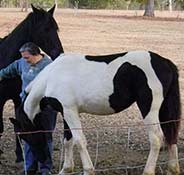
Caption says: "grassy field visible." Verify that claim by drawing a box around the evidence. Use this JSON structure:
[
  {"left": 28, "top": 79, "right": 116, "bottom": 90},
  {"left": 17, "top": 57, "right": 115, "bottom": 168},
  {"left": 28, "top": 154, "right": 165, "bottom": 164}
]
[{"left": 0, "top": 9, "right": 184, "bottom": 175}]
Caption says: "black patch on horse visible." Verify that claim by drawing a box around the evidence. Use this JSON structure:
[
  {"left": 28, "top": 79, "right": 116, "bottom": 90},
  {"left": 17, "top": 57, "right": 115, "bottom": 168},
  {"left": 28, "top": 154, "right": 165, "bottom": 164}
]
[
  {"left": 109, "top": 62, "right": 152, "bottom": 118},
  {"left": 149, "top": 51, "right": 175, "bottom": 97},
  {"left": 40, "top": 96, "right": 63, "bottom": 113},
  {"left": 85, "top": 52, "right": 128, "bottom": 64},
  {"left": 40, "top": 97, "right": 72, "bottom": 141}
]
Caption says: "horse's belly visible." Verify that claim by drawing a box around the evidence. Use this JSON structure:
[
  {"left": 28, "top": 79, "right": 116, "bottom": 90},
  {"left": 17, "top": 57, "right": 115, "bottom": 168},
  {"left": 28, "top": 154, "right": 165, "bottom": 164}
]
[
  {"left": 80, "top": 104, "right": 115, "bottom": 115},
  {"left": 78, "top": 94, "right": 115, "bottom": 115}
]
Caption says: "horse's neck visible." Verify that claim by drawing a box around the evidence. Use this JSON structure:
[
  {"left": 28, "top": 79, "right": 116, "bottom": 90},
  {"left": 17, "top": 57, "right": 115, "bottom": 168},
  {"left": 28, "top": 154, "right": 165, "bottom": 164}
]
[
  {"left": 0, "top": 21, "right": 29, "bottom": 69},
  {"left": 24, "top": 67, "right": 50, "bottom": 121}
]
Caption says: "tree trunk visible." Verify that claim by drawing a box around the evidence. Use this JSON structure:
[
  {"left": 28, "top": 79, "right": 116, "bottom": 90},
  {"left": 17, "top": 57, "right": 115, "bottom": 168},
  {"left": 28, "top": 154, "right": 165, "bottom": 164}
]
[
  {"left": 169, "top": 0, "right": 172, "bottom": 12},
  {"left": 0, "top": 0, "right": 2, "bottom": 7},
  {"left": 20, "top": 0, "right": 28, "bottom": 12},
  {"left": 144, "top": 0, "right": 155, "bottom": 17},
  {"left": 15, "top": 0, "right": 19, "bottom": 7},
  {"left": 55, "top": 0, "right": 58, "bottom": 9}
]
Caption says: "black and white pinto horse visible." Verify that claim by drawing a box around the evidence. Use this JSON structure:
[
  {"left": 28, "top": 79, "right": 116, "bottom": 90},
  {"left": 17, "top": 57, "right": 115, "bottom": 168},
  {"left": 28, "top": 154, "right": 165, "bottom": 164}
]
[
  {"left": 0, "top": 4, "right": 63, "bottom": 160},
  {"left": 12, "top": 51, "right": 181, "bottom": 175}
]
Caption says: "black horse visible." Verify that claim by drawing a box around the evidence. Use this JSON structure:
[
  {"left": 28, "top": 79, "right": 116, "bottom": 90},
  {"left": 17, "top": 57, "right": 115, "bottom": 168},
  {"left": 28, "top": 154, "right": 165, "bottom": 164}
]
[{"left": 0, "top": 4, "right": 64, "bottom": 161}]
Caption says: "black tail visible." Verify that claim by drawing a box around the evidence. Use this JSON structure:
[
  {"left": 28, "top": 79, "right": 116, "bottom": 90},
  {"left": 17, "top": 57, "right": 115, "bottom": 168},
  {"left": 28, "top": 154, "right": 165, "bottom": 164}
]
[{"left": 159, "top": 61, "right": 181, "bottom": 145}]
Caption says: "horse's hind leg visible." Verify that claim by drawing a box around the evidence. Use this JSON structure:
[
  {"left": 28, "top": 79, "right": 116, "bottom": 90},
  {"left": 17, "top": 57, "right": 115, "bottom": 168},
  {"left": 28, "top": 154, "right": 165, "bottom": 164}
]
[
  {"left": 62, "top": 109, "right": 94, "bottom": 175},
  {"left": 143, "top": 111, "right": 164, "bottom": 175},
  {"left": 159, "top": 74, "right": 180, "bottom": 175},
  {"left": 137, "top": 87, "right": 164, "bottom": 175},
  {"left": 167, "top": 144, "right": 180, "bottom": 175}
]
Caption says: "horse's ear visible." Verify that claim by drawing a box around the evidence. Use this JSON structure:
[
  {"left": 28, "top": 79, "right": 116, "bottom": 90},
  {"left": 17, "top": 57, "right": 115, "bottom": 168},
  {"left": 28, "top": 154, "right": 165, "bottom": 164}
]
[
  {"left": 31, "top": 4, "right": 40, "bottom": 13},
  {"left": 48, "top": 4, "right": 56, "bottom": 16}
]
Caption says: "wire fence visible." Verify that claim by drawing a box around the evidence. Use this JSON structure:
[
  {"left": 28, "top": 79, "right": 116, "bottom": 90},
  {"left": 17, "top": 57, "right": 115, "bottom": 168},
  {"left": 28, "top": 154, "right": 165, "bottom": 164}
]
[{"left": 0, "top": 117, "right": 183, "bottom": 175}]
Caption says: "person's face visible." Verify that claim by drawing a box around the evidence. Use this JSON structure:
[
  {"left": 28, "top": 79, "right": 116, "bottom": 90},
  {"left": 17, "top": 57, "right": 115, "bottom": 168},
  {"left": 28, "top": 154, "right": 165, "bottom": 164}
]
[{"left": 21, "top": 51, "right": 36, "bottom": 64}]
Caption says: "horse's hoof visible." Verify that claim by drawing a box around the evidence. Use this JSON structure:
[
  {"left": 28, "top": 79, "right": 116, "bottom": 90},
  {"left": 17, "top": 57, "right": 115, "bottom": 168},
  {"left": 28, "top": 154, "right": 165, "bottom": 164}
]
[
  {"left": 143, "top": 172, "right": 155, "bottom": 175},
  {"left": 58, "top": 167, "right": 74, "bottom": 175},
  {"left": 167, "top": 165, "right": 180, "bottom": 175},
  {"left": 83, "top": 169, "right": 95, "bottom": 175}
]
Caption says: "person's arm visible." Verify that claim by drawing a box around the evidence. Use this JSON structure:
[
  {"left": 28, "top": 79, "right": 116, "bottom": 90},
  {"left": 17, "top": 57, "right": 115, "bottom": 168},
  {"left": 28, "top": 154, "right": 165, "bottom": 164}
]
[{"left": 0, "top": 60, "right": 20, "bottom": 80}]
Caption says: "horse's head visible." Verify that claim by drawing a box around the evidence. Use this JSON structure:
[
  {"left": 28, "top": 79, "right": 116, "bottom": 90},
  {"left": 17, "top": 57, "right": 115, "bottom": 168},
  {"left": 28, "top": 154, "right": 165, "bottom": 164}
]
[
  {"left": 28, "top": 4, "right": 63, "bottom": 59},
  {"left": 0, "top": 5, "right": 63, "bottom": 68},
  {"left": 9, "top": 103, "right": 50, "bottom": 163}
]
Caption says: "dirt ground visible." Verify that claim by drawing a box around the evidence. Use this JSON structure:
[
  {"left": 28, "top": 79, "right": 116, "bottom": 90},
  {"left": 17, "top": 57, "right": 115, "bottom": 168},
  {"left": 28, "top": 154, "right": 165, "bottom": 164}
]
[{"left": 0, "top": 9, "right": 184, "bottom": 175}]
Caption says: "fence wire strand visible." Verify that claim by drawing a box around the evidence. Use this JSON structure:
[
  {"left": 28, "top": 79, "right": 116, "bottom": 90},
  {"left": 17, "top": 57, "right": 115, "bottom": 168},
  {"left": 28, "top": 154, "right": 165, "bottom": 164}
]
[{"left": 1, "top": 118, "right": 184, "bottom": 174}]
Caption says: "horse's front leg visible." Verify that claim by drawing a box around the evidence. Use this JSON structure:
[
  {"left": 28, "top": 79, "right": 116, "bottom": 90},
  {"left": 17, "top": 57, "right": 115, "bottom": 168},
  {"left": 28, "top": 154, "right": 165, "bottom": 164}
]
[
  {"left": 59, "top": 120, "right": 74, "bottom": 175},
  {"left": 14, "top": 97, "right": 23, "bottom": 163},
  {"left": 0, "top": 78, "right": 22, "bottom": 160},
  {"left": 0, "top": 97, "right": 6, "bottom": 154},
  {"left": 61, "top": 109, "right": 95, "bottom": 175},
  {"left": 0, "top": 102, "right": 4, "bottom": 137}
]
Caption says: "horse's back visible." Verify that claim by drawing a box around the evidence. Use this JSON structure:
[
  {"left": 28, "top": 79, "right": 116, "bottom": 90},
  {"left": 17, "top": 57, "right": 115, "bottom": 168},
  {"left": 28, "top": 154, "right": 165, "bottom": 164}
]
[
  {"left": 43, "top": 54, "right": 114, "bottom": 114},
  {"left": 43, "top": 52, "right": 150, "bottom": 113},
  {"left": 38, "top": 51, "right": 177, "bottom": 115}
]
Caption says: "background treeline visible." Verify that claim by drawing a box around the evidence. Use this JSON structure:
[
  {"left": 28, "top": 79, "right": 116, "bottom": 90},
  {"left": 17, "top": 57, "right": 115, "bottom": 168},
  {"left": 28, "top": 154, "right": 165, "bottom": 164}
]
[
  {"left": 67, "top": 0, "right": 184, "bottom": 10},
  {"left": 0, "top": 0, "right": 183, "bottom": 10}
]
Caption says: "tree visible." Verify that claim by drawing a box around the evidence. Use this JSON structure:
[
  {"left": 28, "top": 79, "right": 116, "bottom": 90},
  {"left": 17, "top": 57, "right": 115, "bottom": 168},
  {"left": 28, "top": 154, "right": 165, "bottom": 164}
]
[
  {"left": 144, "top": 0, "right": 155, "bottom": 16},
  {"left": 54, "top": 0, "right": 58, "bottom": 9},
  {"left": 0, "top": 0, "right": 3, "bottom": 7},
  {"left": 169, "top": 0, "right": 173, "bottom": 11},
  {"left": 20, "top": 0, "right": 28, "bottom": 12}
]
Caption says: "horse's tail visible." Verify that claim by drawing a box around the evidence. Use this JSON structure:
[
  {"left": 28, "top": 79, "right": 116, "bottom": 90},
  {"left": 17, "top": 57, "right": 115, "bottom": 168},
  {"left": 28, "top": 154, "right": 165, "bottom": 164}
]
[{"left": 159, "top": 61, "right": 181, "bottom": 146}]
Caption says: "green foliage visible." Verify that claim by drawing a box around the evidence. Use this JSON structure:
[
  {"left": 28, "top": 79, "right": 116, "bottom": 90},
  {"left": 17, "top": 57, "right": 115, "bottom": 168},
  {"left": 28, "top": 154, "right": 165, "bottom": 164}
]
[
  {"left": 30, "top": 0, "right": 53, "bottom": 7},
  {"left": 0, "top": 0, "right": 183, "bottom": 10},
  {"left": 177, "top": 0, "right": 184, "bottom": 9},
  {"left": 68, "top": 0, "right": 130, "bottom": 9}
]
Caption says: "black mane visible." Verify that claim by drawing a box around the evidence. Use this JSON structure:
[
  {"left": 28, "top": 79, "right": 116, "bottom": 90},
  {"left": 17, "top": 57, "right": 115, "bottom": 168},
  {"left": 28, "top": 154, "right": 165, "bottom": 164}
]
[{"left": 0, "top": 6, "right": 62, "bottom": 69}]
